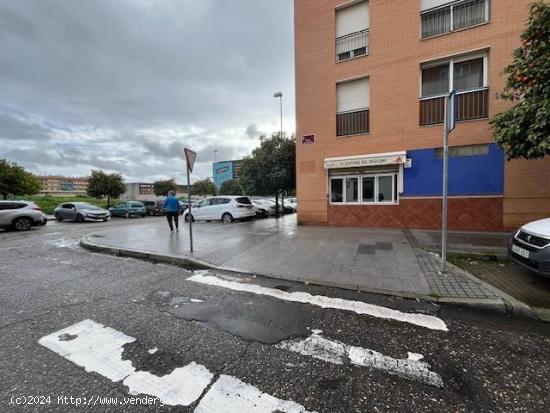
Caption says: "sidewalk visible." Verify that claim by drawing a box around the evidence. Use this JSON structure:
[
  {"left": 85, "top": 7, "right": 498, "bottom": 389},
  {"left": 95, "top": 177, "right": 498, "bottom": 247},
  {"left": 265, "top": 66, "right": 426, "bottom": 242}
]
[{"left": 80, "top": 215, "right": 535, "bottom": 318}]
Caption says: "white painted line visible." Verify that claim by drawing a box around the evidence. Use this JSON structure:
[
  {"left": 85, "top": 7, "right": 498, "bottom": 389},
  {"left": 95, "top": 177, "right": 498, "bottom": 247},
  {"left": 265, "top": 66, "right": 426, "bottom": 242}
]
[
  {"left": 195, "top": 374, "right": 317, "bottom": 413},
  {"left": 190, "top": 298, "right": 204, "bottom": 303},
  {"left": 276, "top": 333, "right": 443, "bottom": 388},
  {"left": 124, "top": 362, "right": 213, "bottom": 407},
  {"left": 39, "top": 320, "right": 316, "bottom": 410},
  {"left": 187, "top": 273, "right": 448, "bottom": 331},
  {"left": 39, "top": 320, "right": 212, "bottom": 406}
]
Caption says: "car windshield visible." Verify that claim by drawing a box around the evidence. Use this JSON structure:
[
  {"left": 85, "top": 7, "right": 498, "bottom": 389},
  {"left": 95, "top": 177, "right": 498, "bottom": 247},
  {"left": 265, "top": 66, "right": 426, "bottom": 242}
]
[{"left": 78, "top": 204, "right": 101, "bottom": 210}]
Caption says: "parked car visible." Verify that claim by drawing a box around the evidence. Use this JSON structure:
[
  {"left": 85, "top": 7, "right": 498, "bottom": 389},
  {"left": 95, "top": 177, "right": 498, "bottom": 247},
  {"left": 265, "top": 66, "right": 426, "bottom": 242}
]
[
  {"left": 184, "top": 196, "right": 255, "bottom": 223},
  {"left": 0, "top": 200, "right": 47, "bottom": 231},
  {"left": 269, "top": 198, "right": 295, "bottom": 214},
  {"left": 509, "top": 218, "right": 550, "bottom": 278},
  {"left": 178, "top": 200, "right": 190, "bottom": 215},
  {"left": 252, "top": 200, "right": 269, "bottom": 218},
  {"left": 285, "top": 197, "right": 297, "bottom": 212},
  {"left": 54, "top": 202, "right": 110, "bottom": 223},
  {"left": 109, "top": 201, "right": 147, "bottom": 218},
  {"left": 252, "top": 199, "right": 277, "bottom": 216},
  {"left": 143, "top": 200, "right": 164, "bottom": 216}
]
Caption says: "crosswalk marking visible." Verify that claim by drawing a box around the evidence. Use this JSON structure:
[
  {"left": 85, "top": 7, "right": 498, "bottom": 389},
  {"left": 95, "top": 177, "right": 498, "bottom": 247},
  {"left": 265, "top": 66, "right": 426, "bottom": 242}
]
[
  {"left": 277, "top": 332, "right": 443, "bottom": 388},
  {"left": 39, "top": 320, "right": 315, "bottom": 411},
  {"left": 187, "top": 272, "right": 448, "bottom": 331}
]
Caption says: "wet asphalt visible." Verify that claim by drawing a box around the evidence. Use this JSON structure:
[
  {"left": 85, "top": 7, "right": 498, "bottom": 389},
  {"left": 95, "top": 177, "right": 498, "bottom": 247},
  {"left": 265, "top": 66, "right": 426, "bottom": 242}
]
[{"left": 1, "top": 217, "right": 550, "bottom": 412}]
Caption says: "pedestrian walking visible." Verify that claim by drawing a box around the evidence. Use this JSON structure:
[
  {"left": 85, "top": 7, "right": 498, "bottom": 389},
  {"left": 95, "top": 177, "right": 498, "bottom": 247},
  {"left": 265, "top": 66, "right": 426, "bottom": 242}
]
[{"left": 163, "top": 190, "right": 180, "bottom": 232}]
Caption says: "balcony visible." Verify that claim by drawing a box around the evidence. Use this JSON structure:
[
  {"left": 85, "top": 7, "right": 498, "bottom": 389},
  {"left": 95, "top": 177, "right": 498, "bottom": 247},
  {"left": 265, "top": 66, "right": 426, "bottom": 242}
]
[
  {"left": 336, "top": 29, "right": 369, "bottom": 62},
  {"left": 337, "top": 108, "right": 369, "bottom": 136},
  {"left": 419, "top": 88, "right": 489, "bottom": 126}
]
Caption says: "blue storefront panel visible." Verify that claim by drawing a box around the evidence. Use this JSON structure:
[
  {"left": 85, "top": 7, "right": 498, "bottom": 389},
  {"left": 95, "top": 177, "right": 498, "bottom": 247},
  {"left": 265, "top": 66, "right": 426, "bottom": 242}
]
[{"left": 403, "top": 143, "right": 504, "bottom": 197}]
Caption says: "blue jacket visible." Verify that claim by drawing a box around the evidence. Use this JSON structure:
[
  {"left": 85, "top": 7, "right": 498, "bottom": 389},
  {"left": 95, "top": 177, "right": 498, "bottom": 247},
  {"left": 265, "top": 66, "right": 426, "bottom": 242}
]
[{"left": 163, "top": 195, "right": 180, "bottom": 212}]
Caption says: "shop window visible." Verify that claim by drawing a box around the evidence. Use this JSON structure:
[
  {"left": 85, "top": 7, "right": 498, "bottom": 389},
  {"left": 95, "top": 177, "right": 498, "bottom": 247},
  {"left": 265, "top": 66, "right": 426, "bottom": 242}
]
[
  {"left": 331, "top": 178, "right": 344, "bottom": 203},
  {"left": 346, "top": 177, "right": 359, "bottom": 203},
  {"left": 330, "top": 174, "right": 398, "bottom": 205}
]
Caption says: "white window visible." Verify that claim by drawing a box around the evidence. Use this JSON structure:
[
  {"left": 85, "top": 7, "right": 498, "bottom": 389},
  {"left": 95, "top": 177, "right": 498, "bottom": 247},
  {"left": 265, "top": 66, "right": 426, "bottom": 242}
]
[
  {"left": 336, "top": 1, "right": 369, "bottom": 61},
  {"left": 420, "top": 52, "right": 487, "bottom": 98},
  {"left": 421, "top": 0, "right": 489, "bottom": 39},
  {"left": 330, "top": 173, "right": 398, "bottom": 205}
]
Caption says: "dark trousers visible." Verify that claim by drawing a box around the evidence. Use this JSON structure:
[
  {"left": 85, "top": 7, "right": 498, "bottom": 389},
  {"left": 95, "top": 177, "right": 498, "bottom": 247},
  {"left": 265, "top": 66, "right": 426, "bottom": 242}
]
[{"left": 166, "top": 211, "right": 179, "bottom": 230}]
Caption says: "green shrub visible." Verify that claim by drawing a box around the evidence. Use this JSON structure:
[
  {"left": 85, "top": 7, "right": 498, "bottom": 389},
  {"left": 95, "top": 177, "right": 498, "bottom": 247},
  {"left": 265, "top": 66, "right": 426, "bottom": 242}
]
[{"left": 10, "top": 195, "right": 110, "bottom": 215}]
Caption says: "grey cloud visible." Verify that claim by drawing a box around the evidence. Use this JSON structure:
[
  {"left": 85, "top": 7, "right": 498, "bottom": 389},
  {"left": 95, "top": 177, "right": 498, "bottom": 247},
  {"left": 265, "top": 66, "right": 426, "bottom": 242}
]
[{"left": 0, "top": 0, "right": 294, "bottom": 181}]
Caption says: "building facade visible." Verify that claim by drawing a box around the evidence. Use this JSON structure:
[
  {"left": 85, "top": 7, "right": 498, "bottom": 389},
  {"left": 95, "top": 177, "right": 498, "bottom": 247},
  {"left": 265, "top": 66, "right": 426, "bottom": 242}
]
[
  {"left": 295, "top": 0, "right": 550, "bottom": 231},
  {"left": 38, "top": 175, "right": 89, "bottom": 196},
  {"left": 213, "top": 160, "right": 243, "bottom": 188}
]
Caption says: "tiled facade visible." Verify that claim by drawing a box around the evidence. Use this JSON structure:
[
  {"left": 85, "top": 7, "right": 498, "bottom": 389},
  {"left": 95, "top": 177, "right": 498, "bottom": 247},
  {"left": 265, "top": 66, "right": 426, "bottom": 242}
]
[{"left": 294, "top": 0, "right": 550, "bottom": 231}]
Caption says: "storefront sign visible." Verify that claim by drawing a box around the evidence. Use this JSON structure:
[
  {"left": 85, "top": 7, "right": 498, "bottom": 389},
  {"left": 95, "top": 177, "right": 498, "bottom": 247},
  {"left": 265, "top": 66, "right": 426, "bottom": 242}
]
[
  {"left": 324, "top": 152, "right": 406, "bottom": 169},
  {"left": 301, "top": 134, "right": 315, "bottom": 144}
]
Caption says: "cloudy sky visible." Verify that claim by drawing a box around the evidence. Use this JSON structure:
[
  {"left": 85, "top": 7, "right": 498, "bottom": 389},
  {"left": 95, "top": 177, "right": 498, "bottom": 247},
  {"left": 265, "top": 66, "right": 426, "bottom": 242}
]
[{"left": 0, "top": 0, "right": 295, "bottom": 183}]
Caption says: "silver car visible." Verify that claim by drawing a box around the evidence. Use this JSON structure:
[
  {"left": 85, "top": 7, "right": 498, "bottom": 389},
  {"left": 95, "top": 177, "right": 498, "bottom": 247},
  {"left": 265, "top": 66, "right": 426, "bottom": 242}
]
[
  {"left": 0, "top": 200, "right": 48, "bottom": 231},
  {"left": 54, "top": 202, "right": 110, "bottom": 223}
]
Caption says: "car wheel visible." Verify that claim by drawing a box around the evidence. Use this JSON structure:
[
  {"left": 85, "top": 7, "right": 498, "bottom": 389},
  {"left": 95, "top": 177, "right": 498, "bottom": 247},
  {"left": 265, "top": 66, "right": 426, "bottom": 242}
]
[
  {"left": 222, "top": 213, "right": 234, "bottom": 223},
  {"left": 13, "top": 217, "right": 33, "bottom": 231},
  {"left": 125, "top": 212, "right": 130, "bottom": 219},
  {"left": 76, "top": 214, "right": 84, "bottom": 223},
  {"left": 55, "top": 213, "right": 62, "bottom": 222},
  {"left": 184, "top": 214, "right": 194, "bottom": 222}
]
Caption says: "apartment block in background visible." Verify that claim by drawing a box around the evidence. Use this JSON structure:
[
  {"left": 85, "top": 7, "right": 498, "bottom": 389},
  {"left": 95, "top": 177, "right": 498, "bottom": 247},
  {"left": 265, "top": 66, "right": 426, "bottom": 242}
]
[
  {"left": 294, "top": 0, "right": 550, "bottom": 231},
  {"left": 38, "top": 175, "right": 89, "bottom": 196}
]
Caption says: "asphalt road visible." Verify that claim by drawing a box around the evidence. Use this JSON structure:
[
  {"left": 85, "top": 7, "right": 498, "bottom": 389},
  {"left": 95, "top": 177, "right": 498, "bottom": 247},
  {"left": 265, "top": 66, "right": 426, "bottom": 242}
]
[{"left": 1, "top": 218, "right": 550, "bottom": 412}]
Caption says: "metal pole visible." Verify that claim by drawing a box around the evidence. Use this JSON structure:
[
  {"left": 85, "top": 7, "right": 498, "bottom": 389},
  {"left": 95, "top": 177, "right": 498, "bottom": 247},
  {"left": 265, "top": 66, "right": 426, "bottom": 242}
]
[
  {"left": 441, "top": 96, "right": 449, "bottom": 273},
  {"left": 279, "top": 95, "right": 283, "bottom": 139},
  {"left": 187, "top": 165, "right": 194, "bottom": 252}
]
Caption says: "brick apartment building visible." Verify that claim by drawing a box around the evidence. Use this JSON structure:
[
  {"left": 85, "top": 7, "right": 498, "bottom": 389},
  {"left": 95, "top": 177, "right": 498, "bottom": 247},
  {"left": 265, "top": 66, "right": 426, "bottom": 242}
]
[
  {"left": 294, "top": 0, "right": 550, "bottom": 231},
  {"left": 38, "top": 175, "right": 89, "bottom": 196}
]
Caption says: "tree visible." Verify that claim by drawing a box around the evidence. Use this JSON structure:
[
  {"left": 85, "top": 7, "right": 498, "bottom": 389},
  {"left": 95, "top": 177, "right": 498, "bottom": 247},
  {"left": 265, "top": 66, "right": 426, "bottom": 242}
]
[
  {"left": 239, "top": 132, "right": 296, "bottom": 195},
  {"left": 491, "top": 1, "right": 550, "bottom": 159},
  {"left": 0, "top": 159, "right": 41, "bottom": 200},
  {"left": 153, "top": 179, "right": 178, "bottom": 196},
  {"left": 191, "top": 178, "right": 217, "bottom": 196},
  {"left": 86, "top": 170, "right": 126, "bottom": 207},
  {"left": 218, "top": 179, "right": 243, "bottom": 195}
]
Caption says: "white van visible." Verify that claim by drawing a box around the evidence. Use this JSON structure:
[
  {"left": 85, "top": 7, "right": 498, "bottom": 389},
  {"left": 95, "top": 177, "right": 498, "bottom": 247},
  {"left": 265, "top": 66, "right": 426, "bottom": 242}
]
[{"left": 184, "top": 196, "right": 256, "bottom": 223}]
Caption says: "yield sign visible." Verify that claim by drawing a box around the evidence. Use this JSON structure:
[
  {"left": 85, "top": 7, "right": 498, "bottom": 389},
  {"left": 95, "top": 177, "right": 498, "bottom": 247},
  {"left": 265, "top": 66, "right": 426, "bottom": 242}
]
[{"left": 184, "top": 148, "right": 197, "bottom": 172}]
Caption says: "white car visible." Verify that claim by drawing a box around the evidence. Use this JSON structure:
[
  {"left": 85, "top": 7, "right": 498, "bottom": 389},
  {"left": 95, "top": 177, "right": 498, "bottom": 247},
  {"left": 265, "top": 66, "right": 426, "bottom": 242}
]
[
  {"left": 0, "top": 200, "right": 48, "bottom": 231},
  {"left": 184, "top": 196, "right": 256, "bottom": 223},
  {"left": 285, "top": 197, "right": 297, "bottom": 212},
  {"left": 509, "top": 217, "right": 550, "bottom": 278}
]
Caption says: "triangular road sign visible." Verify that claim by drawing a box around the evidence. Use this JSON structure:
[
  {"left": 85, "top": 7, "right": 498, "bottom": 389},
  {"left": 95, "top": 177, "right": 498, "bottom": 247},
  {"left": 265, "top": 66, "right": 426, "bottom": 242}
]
[{"left": 184, "top": 148, "right": 197, "bottom": 172}]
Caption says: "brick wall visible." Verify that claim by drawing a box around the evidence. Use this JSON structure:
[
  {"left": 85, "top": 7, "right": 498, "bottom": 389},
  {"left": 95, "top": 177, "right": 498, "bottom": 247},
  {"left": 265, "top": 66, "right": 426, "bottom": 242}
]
[
  {"left": 327, "top": 197, "right": 504, "bottom": 231},
  {"left": 295, "top": 0, "right": 549, "bottom": 230}
]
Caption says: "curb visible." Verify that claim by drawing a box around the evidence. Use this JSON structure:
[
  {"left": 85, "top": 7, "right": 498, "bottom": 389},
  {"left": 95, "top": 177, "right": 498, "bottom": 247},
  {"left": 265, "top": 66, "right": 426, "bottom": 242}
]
[{"left": 80, "top": 234, "right": 541, "bottom": 321}]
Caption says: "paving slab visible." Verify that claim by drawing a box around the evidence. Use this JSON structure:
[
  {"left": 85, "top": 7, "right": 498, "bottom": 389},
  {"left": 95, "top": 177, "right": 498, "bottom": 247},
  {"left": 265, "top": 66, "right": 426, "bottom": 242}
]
[{"left": 78, "top": 215, "right": 525, "bottom": 315}]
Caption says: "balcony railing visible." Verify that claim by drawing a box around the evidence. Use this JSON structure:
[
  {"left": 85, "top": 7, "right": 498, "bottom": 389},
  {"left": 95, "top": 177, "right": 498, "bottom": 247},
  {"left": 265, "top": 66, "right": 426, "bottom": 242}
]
[
  {"left": 419, "top": 88, "right": 489, "bottom": 126},
  {"left": 336, "top": 29, "right": 369, "bottom": 62},
  {"left": 337, "top": 108, "right": 369, "bottom": 136}
]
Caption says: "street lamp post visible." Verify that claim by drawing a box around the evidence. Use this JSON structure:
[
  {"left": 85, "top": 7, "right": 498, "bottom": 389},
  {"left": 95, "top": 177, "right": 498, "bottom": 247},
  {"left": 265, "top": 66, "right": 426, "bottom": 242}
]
[{"left": 273, "top": 91, "right": 283, "bottom": 217}]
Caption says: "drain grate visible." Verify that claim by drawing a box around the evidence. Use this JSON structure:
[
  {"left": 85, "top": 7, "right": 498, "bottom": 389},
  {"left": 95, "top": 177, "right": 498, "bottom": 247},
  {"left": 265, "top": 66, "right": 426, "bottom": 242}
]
[
  {"left": 376, "top": 242, "right": 394, "bottom": 251},
  {"left": 357, "top": 244, "right": 375, "bottom": 255}
]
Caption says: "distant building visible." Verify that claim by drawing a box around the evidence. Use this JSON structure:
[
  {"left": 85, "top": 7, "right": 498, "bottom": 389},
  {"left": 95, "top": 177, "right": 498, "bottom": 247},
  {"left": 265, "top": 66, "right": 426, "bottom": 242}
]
[
  {"left": 38, "top": 175, "right": 89, "bottom": 196},
  {"left": 213, "top": 160, "right": 243, "bottom": 188},
  {"left": 121, "top": 183, "right": 186, "bottom": 201}
]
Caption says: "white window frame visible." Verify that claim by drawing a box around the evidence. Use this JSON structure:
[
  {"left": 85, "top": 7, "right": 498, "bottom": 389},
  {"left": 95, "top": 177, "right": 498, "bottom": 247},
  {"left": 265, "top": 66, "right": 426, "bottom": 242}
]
[
  {"left": 419, "top": 51, "right": 488, "bottom": 99},
  {"left": 330, "top": 173, "right": 399, "bottom": 205},
  {"left": 420, "top": 0, "right": 490, "bottom": 39}
]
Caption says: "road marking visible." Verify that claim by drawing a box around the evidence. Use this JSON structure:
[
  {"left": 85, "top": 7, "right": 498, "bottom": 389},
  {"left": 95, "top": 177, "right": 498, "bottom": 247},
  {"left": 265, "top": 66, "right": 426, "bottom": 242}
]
[
  {"left": 195, "top": 374, "right": 316, "bottom": 413},
  {"left": 46, "top": 238, "right": 80, "bottom": 249},
  {"left": 39, "top": 320, "right": 315, "bottom": 410},
  {"left": 276, "top": 332, "right": 443, "bottom": 388},
  {"left": 187, "top": 272, "right": 448, "bottom": 331},
  {"left": 39, "top": 320, "right": 213, "bottom": 406}
]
